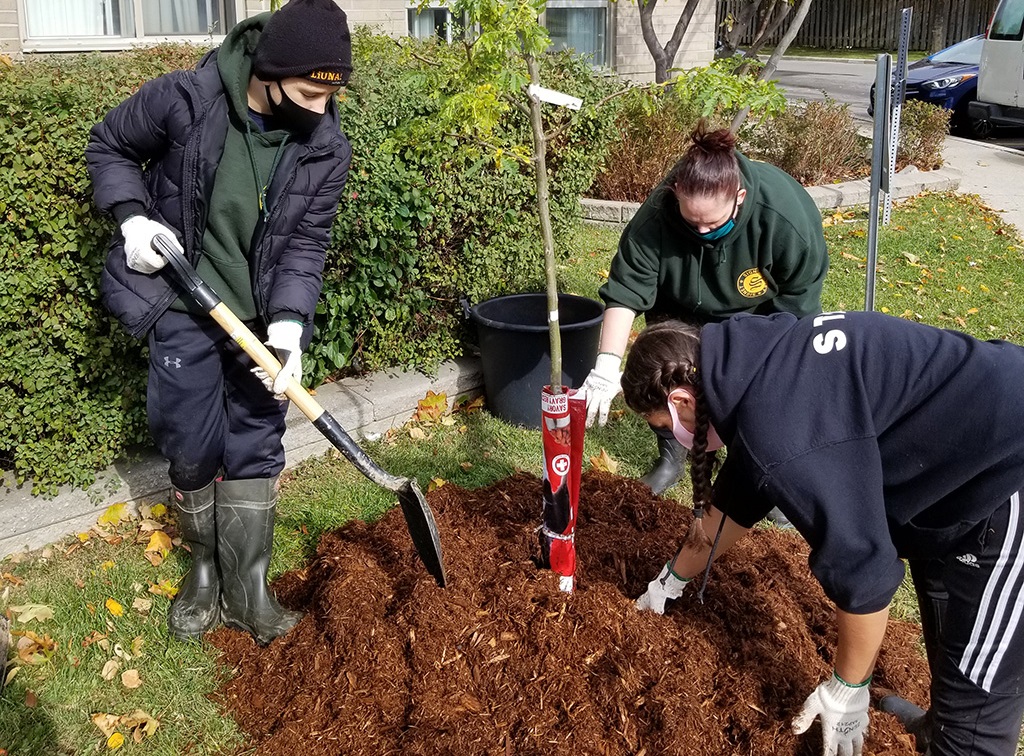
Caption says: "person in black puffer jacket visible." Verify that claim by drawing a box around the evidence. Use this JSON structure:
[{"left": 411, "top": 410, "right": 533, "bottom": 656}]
[{"left": 86, "top": 0, "right": 353, "bottom": 646}]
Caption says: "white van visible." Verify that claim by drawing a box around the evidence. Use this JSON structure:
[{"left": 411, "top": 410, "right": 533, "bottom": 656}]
[{"left": 970, "top": 0, "right": 1024, "bottom": 126}]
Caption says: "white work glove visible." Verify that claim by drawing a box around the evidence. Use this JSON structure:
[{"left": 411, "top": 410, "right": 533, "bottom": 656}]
[
  {"left": 635, "top": 561, "right": 692, "bottom": 615},
  {"left": 583, "top": 352, "right": 623, "bottom": 428},
  {"left": 792, "top": 672, "right": 871, "bottom": 756},
  {"left": 254, "top": 320, "right": 304, "bottom": 397},
  {"left": 120, "top": 216, "right": 181, "bottom": 274}
]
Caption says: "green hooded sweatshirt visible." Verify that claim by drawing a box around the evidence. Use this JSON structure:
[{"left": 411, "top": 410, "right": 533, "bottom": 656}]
[
  {"left": 171, "top": 13, "right": 289, "bottom": 321},
  {"left": 599, "top": 153, "right": 828, "bottom": 324}
]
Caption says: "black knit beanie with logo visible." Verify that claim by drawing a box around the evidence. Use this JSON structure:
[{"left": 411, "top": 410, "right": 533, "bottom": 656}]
[{"left": 253, "top": 0, "right": 352, "bottom": 87}]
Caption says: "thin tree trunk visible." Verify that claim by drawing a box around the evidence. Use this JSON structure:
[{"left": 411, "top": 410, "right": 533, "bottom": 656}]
[
  {"left": 524, "top": 54, "right": 562, "bottom": 393},
  {"left": 928, "top": 1, "right": 948, "bottom": 53},
  {"left": 731, "top": 0, "right": 814, "bottom": 133},
  {"left": 721, "top": 0, "right": 760, "bottom": 57}
]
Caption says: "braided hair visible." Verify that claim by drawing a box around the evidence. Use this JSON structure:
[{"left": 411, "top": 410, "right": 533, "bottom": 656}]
[{"left": 622, "top": 320, "right": 718, "bottom": 546}]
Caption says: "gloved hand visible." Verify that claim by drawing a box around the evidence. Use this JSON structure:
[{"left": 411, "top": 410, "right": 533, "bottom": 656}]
[
  {"left": 792, "top": 671, "right": 871, "bottom": 756},
  {"left": 583, "top": 352, "right": 623, "bottom": 428},
  {"left": 121, "top": 216, "right": 182, "bottom": 274},
  {"left": 260, "top": 320, "right": 304, "bottom": 396},
  {"left": 635, "top": 561, "right": 691, "bottom": 614}
]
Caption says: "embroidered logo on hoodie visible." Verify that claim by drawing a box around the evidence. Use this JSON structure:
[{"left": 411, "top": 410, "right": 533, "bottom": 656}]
[{"left": 737, "top": 268, "right": 768, "bottom": 298}]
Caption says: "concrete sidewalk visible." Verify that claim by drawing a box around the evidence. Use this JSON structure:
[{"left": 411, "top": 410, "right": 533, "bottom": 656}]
[
  {"left": 0, "top": 358, "right": 483, "bottom": 558},
  {"left": 941, "top": 135, "right": 1024, "bottom": 235}
]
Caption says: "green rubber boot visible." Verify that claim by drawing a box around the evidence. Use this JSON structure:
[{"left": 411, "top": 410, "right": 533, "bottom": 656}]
[
  {"left": 639, "top": 433, "right": 686, "bottom": 495},
  {"left": 167, "top": 481, "right": 220, "bottom": 640},
  {"left": 215, "top": 478, "right": 302, "bottom": 645}
]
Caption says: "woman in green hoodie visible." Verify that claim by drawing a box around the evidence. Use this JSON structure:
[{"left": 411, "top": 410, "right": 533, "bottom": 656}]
[{"left": 583, "top": 122, "right": 829, "bottom": 498}]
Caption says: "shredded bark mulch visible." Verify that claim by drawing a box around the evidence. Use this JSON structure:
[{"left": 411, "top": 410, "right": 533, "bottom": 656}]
[{"left": 210, "top": 471, "right": 930, "bottom": 755}]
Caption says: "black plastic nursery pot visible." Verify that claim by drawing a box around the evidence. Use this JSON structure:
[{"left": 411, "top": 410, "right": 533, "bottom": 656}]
[{"left": 469, "top": 293, "right": 604, "bottom": 429}]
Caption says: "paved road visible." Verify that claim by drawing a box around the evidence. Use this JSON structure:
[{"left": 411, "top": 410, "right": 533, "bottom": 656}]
[{"left": 771, "top": 56, "right": 1024, "bottom": 149}]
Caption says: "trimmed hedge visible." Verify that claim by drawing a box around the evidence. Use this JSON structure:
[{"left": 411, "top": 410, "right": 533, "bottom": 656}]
[{"left": 0, "top": 32, "right": 619, "bottom": 491}]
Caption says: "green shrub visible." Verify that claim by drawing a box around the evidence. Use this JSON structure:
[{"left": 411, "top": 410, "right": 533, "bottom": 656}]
[
  {"left": 741, "top": 98, "right": 870, "bottom": 186},
  {"left": 896, "top": 99, "right": 949, "bottom": 172},
  {"left": 0, "top": 45, "right": 208, "bottom": 493},
  {"left": 588, "top": 59, "right": 786, "bottom": 202},
  {"left": 0, "top": 33, "right": 619, "bottom": 491}
]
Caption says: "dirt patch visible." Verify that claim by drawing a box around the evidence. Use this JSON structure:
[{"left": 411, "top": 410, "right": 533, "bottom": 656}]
[{"left": 210, "top": 471, "right": 930, "bottom": 755}]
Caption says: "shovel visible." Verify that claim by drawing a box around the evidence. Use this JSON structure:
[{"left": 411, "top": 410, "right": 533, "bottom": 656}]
[{"left": 151, "top": 234, "right": 446, "bottom": 587}]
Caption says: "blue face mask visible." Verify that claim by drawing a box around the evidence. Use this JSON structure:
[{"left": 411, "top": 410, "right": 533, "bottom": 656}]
[
  {"left": 687, "top": 191, "right": 740, "bottom": 241},
  {"left": 699, "top": 218, "right": 735, "bottom": 241}
]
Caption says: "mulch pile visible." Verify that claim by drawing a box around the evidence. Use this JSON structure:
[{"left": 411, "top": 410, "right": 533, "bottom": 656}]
[{"left": 210, "top": 471, "right": 931, "bottom": 755}]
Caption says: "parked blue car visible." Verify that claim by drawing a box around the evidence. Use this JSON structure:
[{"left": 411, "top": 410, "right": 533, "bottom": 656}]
[{"left": 869, "top": 35, "right": 992, "bottom": 139}]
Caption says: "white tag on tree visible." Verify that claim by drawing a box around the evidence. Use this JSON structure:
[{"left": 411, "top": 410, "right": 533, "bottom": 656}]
[{"left": 527, "top": 84, "right": 583, "bottom": 110}]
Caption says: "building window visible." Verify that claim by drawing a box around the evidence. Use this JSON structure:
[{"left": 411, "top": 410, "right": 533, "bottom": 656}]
[
  {"left": 24, "top": 0, "right": 230, "bottom": 42},
  {"left": 546, "top": 0, "right": 608, "bottom": 67},
  {"left": 408, "top": 4, "right": 456, "bottom": 42}
]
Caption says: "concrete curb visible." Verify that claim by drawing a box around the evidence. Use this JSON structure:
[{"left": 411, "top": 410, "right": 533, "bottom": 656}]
[
  {"left": 580, "top": 164, "right": 963, "bottom": 225},
  {"left": 0, "top": 357, "right": 484, "bottom": 559}
]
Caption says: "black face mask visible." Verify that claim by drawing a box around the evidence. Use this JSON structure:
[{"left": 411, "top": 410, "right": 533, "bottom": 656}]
[{"left": 265, "top": 83, "right": 323, "bottom": 136}]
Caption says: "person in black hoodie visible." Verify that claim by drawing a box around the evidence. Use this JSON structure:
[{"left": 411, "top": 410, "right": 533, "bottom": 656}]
[
  {"left": 622, "top": 313, "right": 1024, "bottom": 756},
  {"left": 86, "top": 0, "right": 352, "bottom": 645}
]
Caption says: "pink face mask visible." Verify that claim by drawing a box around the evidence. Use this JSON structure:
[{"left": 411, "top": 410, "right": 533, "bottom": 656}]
[{"left": 667, "top": 397, "right": 724, "bottom": 452}]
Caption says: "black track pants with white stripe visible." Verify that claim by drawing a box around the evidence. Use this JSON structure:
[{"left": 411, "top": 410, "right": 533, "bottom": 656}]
[{"left": 912, "top": 491, "right": 1024, "bottom": 756}]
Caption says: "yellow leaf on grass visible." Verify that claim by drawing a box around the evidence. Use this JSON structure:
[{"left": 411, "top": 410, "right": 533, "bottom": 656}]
[
  {"left": 9, "top": 604, "right": 54, "bottom": 624},
  {"left": 121, "top": 669, "right": 142, "bottom": 689},
  {"left": 408, "top": 426, "right": 427, "bottom": 440},
  {"left": 413, "top": 390, "right": 448, "bottom": 423},
  {"left": 980, "top": 284, "right": 990, "bottom": 293},
  {"left": 107, "top": 732, "right": 125, "bottom": 750},
  {"left": 967, "top": 307, "right": 979, "bottom": 315},
  {"left": 100, "top": 561, "right": 116, "bottom": 570},
  {"left": 148, "top": 580, "right": 178, "bottom": 599},
  {"left": 105, "top": 599, "right": 124, "bottom": 617},
  {"left": 590, "top": 448, "right": 619, "bottom": 474},
  {"left": 97, "top": 504, "right": 129, "bottom": 527},
  {"left": 428, "top": 477, "right": 447, "bottom": 492},
  {"left": 144, "top": 531, "right": 172, "bottom": 565}
]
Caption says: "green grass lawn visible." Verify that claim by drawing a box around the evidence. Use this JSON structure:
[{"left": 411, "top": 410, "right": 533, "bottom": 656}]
[{"left": 2, "top": 191, "right": 1022, "bottom": 754}]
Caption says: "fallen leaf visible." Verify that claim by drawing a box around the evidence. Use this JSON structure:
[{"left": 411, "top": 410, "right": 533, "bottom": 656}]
[
  {"left": 132, "top": 598, "right": 152, "bottom": 616},
  {"left": 5, "top": 666, "right": 19, "bottom": 686},
  {"left": 1, "top": 572, "right": 24, "bottom": 586},
  {"left": 460, "top": 461, "right": 473, "bottom": 471},
  {"left": 408, "top": 426, "right": 427, "bottom": 440},
  {"left": 106, "top": 732, "right": 124, "bottom": 750},
  {"left": 14, "top": 631, "right": 57, "bottom": 664},
  {"left": 143, "top": 531, "right": 172, "bottom": 566},
  {"left": 105, "top": 599, "right": 124, "bottom": 617},
  {"left": 130, "top": 637, "right": 144, "bottom": 657},
  {"left": 456, "top": 395, "right": 485, "bottom": 414},
  {"left": 97, "top": 504, "right": 130, "bottom": 527},
  {"left": 428, "top": 477, "right": 447, "bottom": 492},
  {"left": 100, "top": 561, "right": 116, "bottom": 570},
  {"left": 82, "top": 631, "right": 107, "bottom": 648},
  {"left": 8, "top": 604, "right": 54, "bottom": 624},
  {"left": 148, "top": 580, "right": 178, "bottom": 599},
  {"left": 589, "top": 448, "right": 619, "bottom": 474},
  {"left": 121, "top": 709, "right": 160, "bottom": 742},
  {"left": 24, "top": 690, "right": 37, "bottom": 708},
  {"left": 121, "top": 669, "right": 142, "bottom": 689},
  {"left": 101, "top": 660, "right": 120, "bottom": 681},
  {"left": 92, "top": 712, "right": 121, "bottom": 738},
  {"left": 413, "top": 390, "right": 448, "bottom": 423}
]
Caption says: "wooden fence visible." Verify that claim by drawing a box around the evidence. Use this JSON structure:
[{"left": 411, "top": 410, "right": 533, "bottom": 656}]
[{"left": 717, "top": 0, "right": 999, "bottom": 52}]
